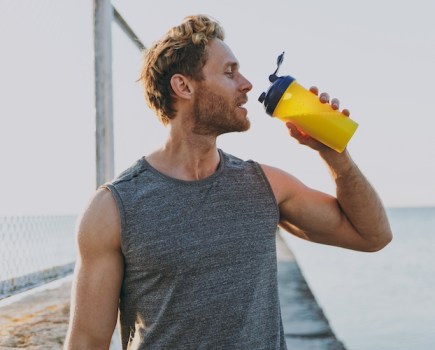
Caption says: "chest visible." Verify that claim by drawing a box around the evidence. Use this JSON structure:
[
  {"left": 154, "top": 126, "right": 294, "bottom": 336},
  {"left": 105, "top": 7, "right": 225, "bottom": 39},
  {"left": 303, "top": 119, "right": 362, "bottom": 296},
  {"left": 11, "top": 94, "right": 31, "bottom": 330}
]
[{"left": 121, "top": 175, "right": 278, "bottom": 274}]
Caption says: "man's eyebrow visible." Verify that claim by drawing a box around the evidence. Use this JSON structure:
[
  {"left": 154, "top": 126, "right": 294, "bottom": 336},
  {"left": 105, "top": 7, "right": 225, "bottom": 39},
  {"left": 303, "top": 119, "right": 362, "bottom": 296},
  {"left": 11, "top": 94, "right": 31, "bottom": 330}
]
[{"left": 224, "top": 61, "right": 239, "bottom": 69}]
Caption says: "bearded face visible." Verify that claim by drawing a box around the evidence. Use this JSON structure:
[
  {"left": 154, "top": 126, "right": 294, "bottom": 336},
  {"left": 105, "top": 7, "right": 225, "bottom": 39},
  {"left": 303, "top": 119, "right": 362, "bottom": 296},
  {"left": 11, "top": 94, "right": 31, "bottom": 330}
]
[{"left": 191, "top": 83, "right": 250, "bottom": 136}]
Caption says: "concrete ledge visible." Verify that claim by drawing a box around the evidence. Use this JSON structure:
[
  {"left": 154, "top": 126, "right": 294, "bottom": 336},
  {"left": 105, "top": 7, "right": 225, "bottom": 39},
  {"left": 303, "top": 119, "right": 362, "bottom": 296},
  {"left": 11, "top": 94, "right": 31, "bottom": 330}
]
[
  {"left": 0, "top": 262, "right": 75, "bottom": 300},
  {"left": 276, "top": 232, "right": 346, "bottom": 350}
]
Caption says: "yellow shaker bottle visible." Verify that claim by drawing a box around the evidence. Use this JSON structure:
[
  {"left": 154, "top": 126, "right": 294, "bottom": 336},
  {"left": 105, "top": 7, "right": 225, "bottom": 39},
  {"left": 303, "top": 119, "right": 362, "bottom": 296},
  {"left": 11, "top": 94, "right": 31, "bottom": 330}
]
[{"left": 258, "top": 52, "right": 358, "bottom": 153}]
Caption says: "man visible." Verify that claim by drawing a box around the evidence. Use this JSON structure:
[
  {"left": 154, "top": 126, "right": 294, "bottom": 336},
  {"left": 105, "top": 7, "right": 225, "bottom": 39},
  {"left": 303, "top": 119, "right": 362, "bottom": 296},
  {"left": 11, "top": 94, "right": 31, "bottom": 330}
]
[{"left": 64, "top": 15, "right": 392, "bottom": 349}]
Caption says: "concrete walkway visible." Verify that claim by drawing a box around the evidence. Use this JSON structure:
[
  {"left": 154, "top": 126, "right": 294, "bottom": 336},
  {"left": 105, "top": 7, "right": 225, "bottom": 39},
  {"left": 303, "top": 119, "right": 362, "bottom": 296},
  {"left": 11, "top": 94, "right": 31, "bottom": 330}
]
[
  {"left": 0, "top": 233, "right": 346, "bottom": 349},
  {"left": 276, "top": 233, "right": 346, "bottom": 349}
]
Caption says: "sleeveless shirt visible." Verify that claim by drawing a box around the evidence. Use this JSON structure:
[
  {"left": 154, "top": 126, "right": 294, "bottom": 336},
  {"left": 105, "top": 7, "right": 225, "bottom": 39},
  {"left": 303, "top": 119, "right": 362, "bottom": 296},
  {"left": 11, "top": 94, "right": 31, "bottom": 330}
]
[{"left": 105, "top": 150, "right": 287, "bottom": 349}]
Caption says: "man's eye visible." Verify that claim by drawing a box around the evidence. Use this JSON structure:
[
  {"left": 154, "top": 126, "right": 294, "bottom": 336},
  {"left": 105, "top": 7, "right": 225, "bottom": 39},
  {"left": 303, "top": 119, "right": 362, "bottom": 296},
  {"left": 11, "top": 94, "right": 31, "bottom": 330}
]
[{"left": 225, "top": 71, "right": 234, "bottom": 78}]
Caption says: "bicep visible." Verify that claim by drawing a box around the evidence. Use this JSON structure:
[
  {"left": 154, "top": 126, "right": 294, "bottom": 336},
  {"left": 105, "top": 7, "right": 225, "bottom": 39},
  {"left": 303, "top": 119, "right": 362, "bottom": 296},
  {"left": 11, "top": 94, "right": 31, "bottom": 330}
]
[
  {"left": 261, "top": 164, "right": 368, "bottom": 250},
  {"left": 279, "top": 186, "right": 344, "bottom": 240},
  {"left": 66, "top": 188, "right": 124, "bottom": 348},
  {"left": 279, "top": 187, "right": 369, "bottom": 250}
]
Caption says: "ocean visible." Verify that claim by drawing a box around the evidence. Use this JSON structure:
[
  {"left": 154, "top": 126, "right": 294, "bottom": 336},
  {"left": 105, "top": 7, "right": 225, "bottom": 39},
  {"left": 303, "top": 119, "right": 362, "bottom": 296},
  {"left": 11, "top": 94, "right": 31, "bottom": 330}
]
[
  {"left": 282, "top": 207, "right": 435, "bottom": 350},
  {"left": 1, "top": 208, "right": 434, "bottom": 349}
]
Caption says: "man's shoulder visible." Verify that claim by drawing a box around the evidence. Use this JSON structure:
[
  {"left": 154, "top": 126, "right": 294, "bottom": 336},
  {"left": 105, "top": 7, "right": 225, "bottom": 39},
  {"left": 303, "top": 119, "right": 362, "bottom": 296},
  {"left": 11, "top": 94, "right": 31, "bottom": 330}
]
[
  {"left": 109, "top": 157, "right": 147, "bottom": 187},
  {"left": 77, "top": 188, "right": 121, "bottom": 248},
  {"left": 220, "top": 149, "right": 257, "bottom": 169}
]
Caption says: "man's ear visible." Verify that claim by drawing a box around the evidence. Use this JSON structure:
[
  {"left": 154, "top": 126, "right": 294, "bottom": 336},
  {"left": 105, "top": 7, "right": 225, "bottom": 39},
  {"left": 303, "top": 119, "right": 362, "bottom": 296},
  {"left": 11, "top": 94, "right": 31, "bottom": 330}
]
[{"left": 170, "top": 74, "right": 193, "bottom": 100}]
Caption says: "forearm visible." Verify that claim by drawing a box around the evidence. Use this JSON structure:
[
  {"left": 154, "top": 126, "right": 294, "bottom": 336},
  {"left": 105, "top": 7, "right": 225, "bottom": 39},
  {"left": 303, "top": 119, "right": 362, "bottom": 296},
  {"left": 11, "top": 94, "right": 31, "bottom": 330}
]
[
  {"left": 64, "top": 268, "right": 120, "bottom": 350},
  {"left": 64, "top": 330, "right": 113, "bottom": 350},
  {"left": 320, "top": 149, "right": 393, "bottom": 251}
]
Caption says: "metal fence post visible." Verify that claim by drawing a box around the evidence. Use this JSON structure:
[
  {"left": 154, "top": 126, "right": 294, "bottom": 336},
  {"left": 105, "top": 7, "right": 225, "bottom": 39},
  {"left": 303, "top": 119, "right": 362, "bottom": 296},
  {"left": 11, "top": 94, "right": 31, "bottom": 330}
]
[{"left": 94, "top": 0, "right": 114, "bottom": 187}]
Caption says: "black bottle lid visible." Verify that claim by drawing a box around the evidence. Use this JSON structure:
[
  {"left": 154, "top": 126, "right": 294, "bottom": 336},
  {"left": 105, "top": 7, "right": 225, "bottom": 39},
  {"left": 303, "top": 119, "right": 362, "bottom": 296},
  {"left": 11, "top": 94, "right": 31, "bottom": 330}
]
[{"left": 258, "top": 52, "right": 296, "bottom": 116}]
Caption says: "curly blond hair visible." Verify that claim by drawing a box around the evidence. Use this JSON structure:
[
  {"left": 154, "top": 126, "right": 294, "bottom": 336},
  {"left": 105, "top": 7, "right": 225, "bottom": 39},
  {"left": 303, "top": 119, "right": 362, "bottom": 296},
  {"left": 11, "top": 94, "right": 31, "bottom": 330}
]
[{"left": 139, "top": 15, "right": 225, "bottom": 125}]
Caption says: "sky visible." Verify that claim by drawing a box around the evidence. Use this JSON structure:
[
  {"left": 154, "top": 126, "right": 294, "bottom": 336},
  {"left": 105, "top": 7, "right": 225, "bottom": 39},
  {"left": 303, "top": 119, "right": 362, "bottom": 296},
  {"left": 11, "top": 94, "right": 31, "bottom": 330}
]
[{"left": 0, "top": 0, "right": 434, "bottom": 215}]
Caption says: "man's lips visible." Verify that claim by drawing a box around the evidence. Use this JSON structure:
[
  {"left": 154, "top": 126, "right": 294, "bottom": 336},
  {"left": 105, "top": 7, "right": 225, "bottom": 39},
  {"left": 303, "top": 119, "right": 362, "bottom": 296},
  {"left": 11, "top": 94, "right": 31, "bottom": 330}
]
[{"left": 236, "top": 97, "right": 248, "bottom": 108}]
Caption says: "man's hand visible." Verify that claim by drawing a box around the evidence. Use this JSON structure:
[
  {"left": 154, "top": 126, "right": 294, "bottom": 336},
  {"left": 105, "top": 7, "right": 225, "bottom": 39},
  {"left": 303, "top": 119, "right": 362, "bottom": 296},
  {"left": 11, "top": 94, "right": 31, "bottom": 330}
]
[{"left": 285, "top": 86, "right": 350, "bottom": 152}]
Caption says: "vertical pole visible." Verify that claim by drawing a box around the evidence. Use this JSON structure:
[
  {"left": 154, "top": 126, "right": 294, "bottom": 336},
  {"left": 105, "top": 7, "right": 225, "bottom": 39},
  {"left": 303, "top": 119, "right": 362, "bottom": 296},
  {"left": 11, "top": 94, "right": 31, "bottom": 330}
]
[{"left": 93, "top": 0, "right": 114, "bottom": 187}]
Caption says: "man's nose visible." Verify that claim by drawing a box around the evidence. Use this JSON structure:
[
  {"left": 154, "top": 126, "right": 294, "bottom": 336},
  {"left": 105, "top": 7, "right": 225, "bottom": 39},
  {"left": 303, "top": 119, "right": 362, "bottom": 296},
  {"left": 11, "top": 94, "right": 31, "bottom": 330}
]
[{"left": 240, "top": 74, "right": 253, "bottom": 93}]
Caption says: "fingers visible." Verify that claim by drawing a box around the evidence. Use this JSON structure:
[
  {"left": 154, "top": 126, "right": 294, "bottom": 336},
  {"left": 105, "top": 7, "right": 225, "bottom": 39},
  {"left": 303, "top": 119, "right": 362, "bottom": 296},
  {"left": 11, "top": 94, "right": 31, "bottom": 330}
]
[
  {"left": 286, "top": 122, "right": 328, "bottom": 152},
  {"left": 312, "top": 85, "right": 350, "bottom": 116},
  {"left": 286, "top": 122, "right": 307, "bottom": 139},
  {"left": 316, "top": 89, "right": 350, "bottom": 116},
  {"left": 319, "top": 92, "right": 330, "bottom": 104},
  {"left": 309, "top": 86, "right": 319, "bottom": 95},
  {"left": 342, "top": 109, "right": 350, "bottom": 117}
]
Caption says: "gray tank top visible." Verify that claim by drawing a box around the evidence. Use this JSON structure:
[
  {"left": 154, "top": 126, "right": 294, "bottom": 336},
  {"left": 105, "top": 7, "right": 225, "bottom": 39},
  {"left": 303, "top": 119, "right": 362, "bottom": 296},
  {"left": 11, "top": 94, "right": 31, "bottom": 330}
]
[{"left": 105, "top": 150, "right": 287, "bottom": 349}]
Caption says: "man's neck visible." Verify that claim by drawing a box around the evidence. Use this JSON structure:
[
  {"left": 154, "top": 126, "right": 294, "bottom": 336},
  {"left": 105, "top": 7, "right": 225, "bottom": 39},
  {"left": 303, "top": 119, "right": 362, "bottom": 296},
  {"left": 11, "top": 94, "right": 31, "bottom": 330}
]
[{"left": 146, "top": 127, "right": 221, "bottom": 181}]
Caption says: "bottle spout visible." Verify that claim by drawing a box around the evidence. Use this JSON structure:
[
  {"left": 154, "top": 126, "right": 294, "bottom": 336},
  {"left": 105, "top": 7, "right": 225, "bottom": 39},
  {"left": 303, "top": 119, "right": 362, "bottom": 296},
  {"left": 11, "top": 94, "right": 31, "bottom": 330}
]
[
  {"left": 268, "top": 52, "right": 285, "bottom": 82},
  {"left": 258, "top": 51, "right": 295, "bottom": 116}
]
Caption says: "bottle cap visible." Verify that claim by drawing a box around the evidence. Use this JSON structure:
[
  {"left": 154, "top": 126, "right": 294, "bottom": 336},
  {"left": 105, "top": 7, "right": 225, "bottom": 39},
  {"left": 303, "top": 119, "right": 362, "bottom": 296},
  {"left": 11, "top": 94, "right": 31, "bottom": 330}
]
[{"left": 258, "top": 52, "right": 296, "bottom": 116}]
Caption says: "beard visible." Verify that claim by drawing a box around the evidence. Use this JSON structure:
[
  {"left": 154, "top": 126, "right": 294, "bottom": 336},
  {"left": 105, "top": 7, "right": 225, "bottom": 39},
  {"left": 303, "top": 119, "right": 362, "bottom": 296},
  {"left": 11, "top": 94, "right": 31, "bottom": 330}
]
[{"left": 191, "top": 85, "right": 250, "bottom": 136}]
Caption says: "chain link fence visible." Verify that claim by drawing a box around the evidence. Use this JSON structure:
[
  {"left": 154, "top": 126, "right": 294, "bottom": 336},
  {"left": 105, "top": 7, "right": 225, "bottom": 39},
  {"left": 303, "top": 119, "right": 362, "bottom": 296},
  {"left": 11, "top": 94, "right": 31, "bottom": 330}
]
[{"left": 0, "top": 215, "right": 77, "bottom": 299}]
